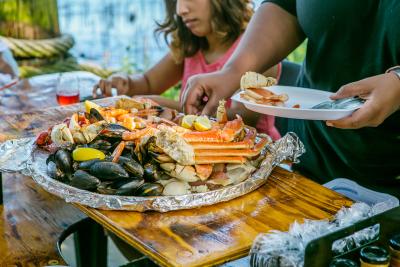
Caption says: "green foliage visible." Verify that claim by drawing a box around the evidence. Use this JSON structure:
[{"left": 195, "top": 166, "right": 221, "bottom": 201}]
[
  {"left": 287, "top": 40, "right": 307, "bottom": 64},
  {"left": 161, "top": 85, "right": 180, "bottom": 101}
]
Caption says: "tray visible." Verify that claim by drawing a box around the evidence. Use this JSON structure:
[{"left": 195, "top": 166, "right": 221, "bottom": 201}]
[{"left": 0, "top": 133, "right": 305, "bottom": 212}]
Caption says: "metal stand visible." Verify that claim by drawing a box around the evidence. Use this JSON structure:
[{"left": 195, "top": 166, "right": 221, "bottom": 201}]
[
  {"left": 73, "top": 218, "right": 108, "bottom": 267},
  {"left": 58, "top": 217, "right": 108, "bottom": 267}
]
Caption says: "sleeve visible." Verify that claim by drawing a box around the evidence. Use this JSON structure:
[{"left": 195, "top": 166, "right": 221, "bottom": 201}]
[
  {"left": 0, "top": 40, "right": 8, "bottom": 52},
  {"left": 261, "top": 0, "right": 297, "bottom": 17}
]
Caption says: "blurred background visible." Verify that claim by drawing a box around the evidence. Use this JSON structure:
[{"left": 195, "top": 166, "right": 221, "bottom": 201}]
[{"left": 0, "top": 0, "right": 305, "bottom": 99}]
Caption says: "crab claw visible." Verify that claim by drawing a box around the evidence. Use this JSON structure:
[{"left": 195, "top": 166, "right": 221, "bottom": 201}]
[
  {"left": 51, "top": 123, "right": 74, "bottom": 147},
  {"left": 72, "top": 121, "right": 107, "bottom": 144},
  {"left": 69, "top": 113, "right": 81, "bottom": 131}
]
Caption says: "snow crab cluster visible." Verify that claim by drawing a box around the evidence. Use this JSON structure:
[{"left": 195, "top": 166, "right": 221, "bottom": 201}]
[{"left": 36, "top": 97, "right": 271, "bottom": 196}]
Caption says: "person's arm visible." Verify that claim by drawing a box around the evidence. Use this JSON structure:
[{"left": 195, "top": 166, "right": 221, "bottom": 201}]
[
  {"left": 0, "top": 47, "right": 19, "bottom": 78},
  {"left": 93, "top": 52, "right": 183, "bottom": 97},
  {"left": 183, "top": 3, "right": 305, "bottom": 115}
]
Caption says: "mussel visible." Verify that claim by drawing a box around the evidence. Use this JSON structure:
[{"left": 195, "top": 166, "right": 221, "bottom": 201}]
[
  {"left": 88, "top": 139, "right": 113, "bottom": 151},
  {"left": 135, "top": 183, "right": 163, "bottom": 196},
  {"left": 47, "top": 161, "right": 67, "bottom": 182},
  {"left": 96, "top": 182, "right": 117, "bottom": 195},
  {"left": 100, "top": 123, "right": 130, "bottom": 138},
  {"left": 70, "top": 170, "right": 101, "bottom": 191},
  {"left": 96, "top": 180, "right": 144, "bottom": 196},
  {"left": 89, "top": 161, "right": 130, "bottom": 181},
  {"left": 77, "top": 159, "right": 103, "bottom": 171},
  {"left": 88, "top": 108, "right": 105, "bottom": 123},
  {"left": 115, "top": 180, "right": 144, "bottom": 196},
  {"left": 47, "top": 149, "right": 73, "bottom": 177},
  {"left": 118, "top": 156, "right": 144, "bottom": 178},
  {"left": 143, "top": 162, "right": 163, "bottom": 182}
]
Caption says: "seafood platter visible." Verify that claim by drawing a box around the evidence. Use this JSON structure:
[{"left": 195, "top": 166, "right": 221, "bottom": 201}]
[{"left": 0, "top": 78, "right": 304, "bottom": 211}]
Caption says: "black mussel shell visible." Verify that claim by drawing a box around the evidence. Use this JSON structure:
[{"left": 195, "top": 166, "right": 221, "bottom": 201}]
[
  {"left": 88, "top": 139, "right": 112, "bottom": 151},
  {"left": 88, "top": 108, "right": 105, "bottom": 123},
  {"left": 135, "top": 183, "right": 163, "bottom": 196},
  {"left": 115, "top": 180, "right": 144, "bottom": 196},
  {"left": 54, "top": 149, "right": 73, "bottom": 176},
  {"left": 89, "top": 161, "right": 130, "bottom": 181},
  {"left": 70, "top": 170, "right": 101, "bottom": 191},
  {"left": 124, "top": 141, "right": 135, "bottom": 151},
  {"left": 100, "top": 123, "right": 130, "bottom": 138},
  {"left": 46, "top": 153, "right": 55, "bottom": 165},
  {"left": 143, "top": 162, "right": 163, "bottom": 182},
  {"left": 78, "top": 159, "right": 103, "bottom": 171},
  {"left": 96, "top": 182, "right": 117, "bottom": 195},
  {"left": 47, "top": 161, "right": 67, "bottom": 182},
  {"left": 118, "top": 156, "right": 144, "bottom": 178}
]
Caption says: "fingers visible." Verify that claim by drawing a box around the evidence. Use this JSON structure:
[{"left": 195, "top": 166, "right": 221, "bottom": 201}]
[
  {"left": 92, "top": 74, "right": 129, "bottom": 98},
  {"left": 183, "top": 88, "right": 204, "bottom": 115},
  {"left": 326, "top": 100, "right": 380, "bottom": 129},
  {"left": 92, "top": 82, "right": 100, "bottom": 98},
  {"left": 330, "top": 82, "right": 371, "bottom": 100},
  {"left": 201, "top": 93, "right": 220, "bottom": 116},
  {"left": 182, "top": 77, "right": 205, "bottom": 115},
  {"left": 92, "top": 79, "right": 110, "bottom": 98}
]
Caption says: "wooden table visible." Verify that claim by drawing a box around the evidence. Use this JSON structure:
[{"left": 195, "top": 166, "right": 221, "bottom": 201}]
[
  {"left": 76, "top": 168, "right": 352, "bottom": 267},
  {"left": 0, "top": 93, "right": 353, "bottom": 266},
  {"left": 0, "top": 72, "right": 99, "bottom": 266}
]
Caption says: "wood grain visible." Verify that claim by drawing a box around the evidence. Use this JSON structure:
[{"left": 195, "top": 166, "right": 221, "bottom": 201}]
[
  {"left": 77, "top": 167, "right": 353, "bottom": 267},
  {"left": 0, "top": 172, "right": 86, "bottom": 266},
  {"left": 0, "top": 95, "right": 125, "bottom": 142}
]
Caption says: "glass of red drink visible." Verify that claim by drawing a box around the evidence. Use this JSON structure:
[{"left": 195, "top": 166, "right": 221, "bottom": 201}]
[{"left": 55, "top": 73, "right": 80, "bottom": 105}]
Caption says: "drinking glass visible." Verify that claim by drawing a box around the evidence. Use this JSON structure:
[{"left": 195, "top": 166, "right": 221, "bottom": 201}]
[{"left": 56, "top": 73, "right": 80, "bottom": 105}]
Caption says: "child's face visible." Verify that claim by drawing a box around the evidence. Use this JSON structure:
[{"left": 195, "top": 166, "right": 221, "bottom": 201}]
[{"left": 176, "top": 0, "right": 213, "bottom": 37}]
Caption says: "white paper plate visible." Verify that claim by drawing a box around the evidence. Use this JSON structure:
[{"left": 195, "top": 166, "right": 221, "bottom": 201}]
[{"left": 232, "top": 85, "right": 357, "bottom": 120}]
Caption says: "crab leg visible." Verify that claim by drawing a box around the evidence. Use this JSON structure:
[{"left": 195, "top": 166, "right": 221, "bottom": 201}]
[
  {"left": 189, "top": 140, "right": 253, "bottom": 149},
  {"left": 183, "top": 116, "right": 244, "bottom": 143},
  {"left": 195, "top": 149, "right": 256, "bottom": 157},
  {"left": 122, "top": 127, "right": 158, "bottom": 141},
  {"left": 194, "top": 137, "right": 268, "bottom": 157},
  {"left": 195, "top": 156, "right": 246, "bottom": 164},
  {"left": 183, "top": 130, "right": 225, "bottom": 142}
]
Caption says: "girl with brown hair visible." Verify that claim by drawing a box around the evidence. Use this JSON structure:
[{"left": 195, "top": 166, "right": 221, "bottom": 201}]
[{"left": 94, "top": 0, "right": 281, "bottom": 139}]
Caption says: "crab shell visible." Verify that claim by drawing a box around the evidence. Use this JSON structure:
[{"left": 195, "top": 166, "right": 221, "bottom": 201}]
[{"left": 51, "top": 123, "right": 74, "bottom": 147}]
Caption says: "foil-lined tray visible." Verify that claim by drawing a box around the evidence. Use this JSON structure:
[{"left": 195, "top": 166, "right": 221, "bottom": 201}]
[{"left": 0, "top": 133, "right": 304, "bottom": 212}]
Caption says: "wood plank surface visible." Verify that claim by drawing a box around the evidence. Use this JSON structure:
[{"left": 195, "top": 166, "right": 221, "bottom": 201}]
[
  {"left": 0, "top": 172, "right": 86, "bottom": 266},
  {"left": 77, "top": 167, "right": 353, "bottom": 267},
  {"left": 0, "top": 95, "right": 124, "bottom": 142}
]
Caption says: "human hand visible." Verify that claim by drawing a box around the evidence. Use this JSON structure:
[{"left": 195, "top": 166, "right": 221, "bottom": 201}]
[
  {"left": 326, "top": 73, "right": 400, "bottom": 129},
  {"left": 182, "top": 70, "right": 240, "bottom": 115},
  {"left": 92, "top": 73, "right": 131, "bottom": 98}
]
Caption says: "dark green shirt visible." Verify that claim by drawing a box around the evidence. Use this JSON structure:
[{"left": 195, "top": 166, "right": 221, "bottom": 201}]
[{"left": 263, "top": 0, "right": 400, "bottom": 197}]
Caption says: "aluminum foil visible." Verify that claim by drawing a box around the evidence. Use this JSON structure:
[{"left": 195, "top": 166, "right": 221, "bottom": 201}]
[
  {"left": 249, "top": 202, "right": 399, "bottom": 267},
  {"left": 0, "top": 132, "right": 304, "bottom": 212}
]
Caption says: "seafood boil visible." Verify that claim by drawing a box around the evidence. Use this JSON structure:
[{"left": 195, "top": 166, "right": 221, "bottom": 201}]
[{"left": 35, "top": 97, "right": 272, "bottom": 197}]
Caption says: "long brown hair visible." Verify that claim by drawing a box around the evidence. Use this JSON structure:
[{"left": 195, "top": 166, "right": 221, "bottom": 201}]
[{"left": 156, "top": 0, "right": 253, "bottom": 63}]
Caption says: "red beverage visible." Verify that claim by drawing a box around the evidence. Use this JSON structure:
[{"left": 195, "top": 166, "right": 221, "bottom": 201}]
[{"left": 56, "top": 93, "right": 80, "bottom": 105}]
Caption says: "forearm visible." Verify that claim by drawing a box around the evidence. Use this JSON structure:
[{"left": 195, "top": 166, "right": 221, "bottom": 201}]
[
  {"left": 222, "top": 3, "right": 305, "bottom": 90},
  {"left": 128, "top": 53, "right": 183, "bottom": 96}
]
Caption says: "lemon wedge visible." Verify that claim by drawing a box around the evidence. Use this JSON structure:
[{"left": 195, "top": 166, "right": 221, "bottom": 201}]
[
  {"left": 181, "top": 115, "right": 198, "bottom": 129},
  {"left": 85, "top": 100, "right": 102, "bottom": 113},
  {"left": 72, "top": 147, "right": 106, "bottom": 161},
  {"left": 193, "top": 116, "right": 212, "bottom": 131}
]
